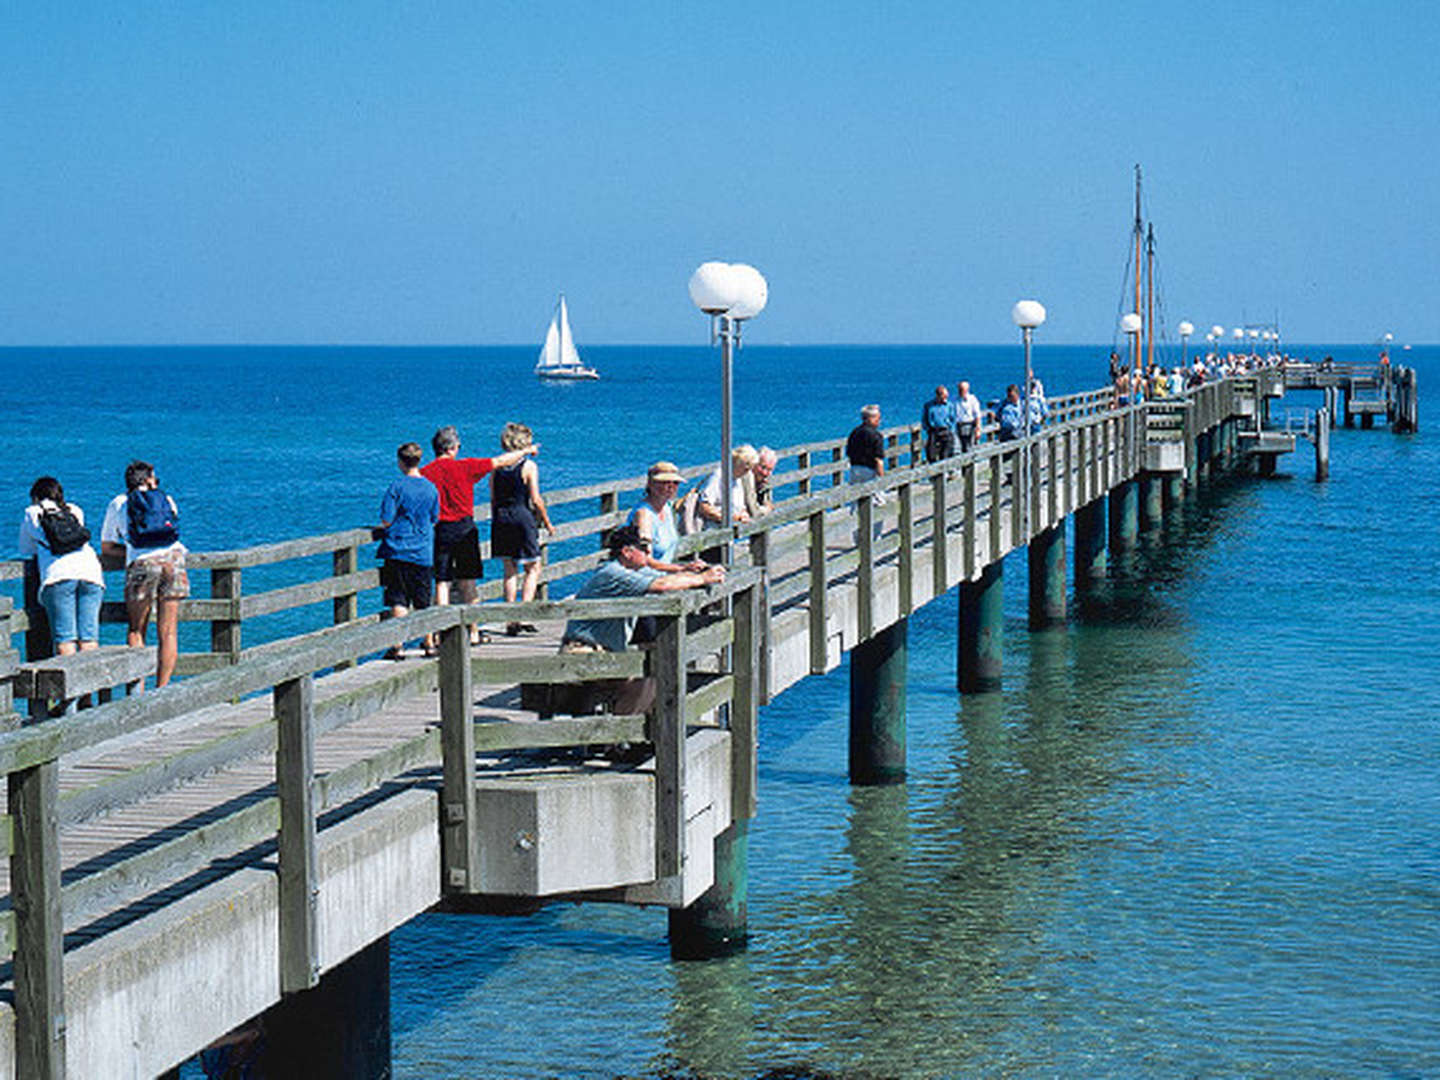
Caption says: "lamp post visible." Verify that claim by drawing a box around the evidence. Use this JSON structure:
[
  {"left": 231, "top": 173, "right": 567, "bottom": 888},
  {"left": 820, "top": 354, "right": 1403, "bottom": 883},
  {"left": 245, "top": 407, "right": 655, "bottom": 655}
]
[
  {"left": 689, "top": 261, "right": 768, "bottom": 532},
  {"left": 1012, "top": 300, "right": 1046, "bottom": 543},
  {"left": 1178, "top": 320, "right": 1194, "bottom": 369}
]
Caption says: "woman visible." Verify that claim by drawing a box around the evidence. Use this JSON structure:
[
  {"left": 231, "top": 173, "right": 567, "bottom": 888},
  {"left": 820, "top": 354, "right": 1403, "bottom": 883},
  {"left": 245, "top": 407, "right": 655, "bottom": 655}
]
[
  {"left": 490, "top": 423, "right": 554, "bottom": 636},
  {"left": 18, "top": 476, "right": 105, "bottom": 656},
  {"left": 628, "top": 461, "right": 708, "bottom": 573}
]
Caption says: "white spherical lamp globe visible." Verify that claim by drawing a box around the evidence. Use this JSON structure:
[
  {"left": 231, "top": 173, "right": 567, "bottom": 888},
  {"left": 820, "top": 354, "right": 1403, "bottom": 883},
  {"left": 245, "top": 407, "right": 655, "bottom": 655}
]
[
  {"left": 1211, "top": 324, "right": 1225, "bottom": 338},
  {"left": 727, "top": 263, "right": 769, "bottom": 320},
  {"left": 688, "top": 261, "right": 741, "bottom": 314},
  {"left": 1233, "top": 327, "right": 1245, "bottom": 340},
  {"left": 1178, "top": 320, "right": 1194, "bottom": 337},
  {"left": 1248, "top": 329, "right": 1259, "bottom": 340},
  {"left": 1011, "top": 299, "right": 1046, "bottom": 329},
  {"left": 1383, "top": 332, "right": 1394, "bottom": 342},
  {"left": 1120, "top": 312, "right": 1142, "bottom": 334}
]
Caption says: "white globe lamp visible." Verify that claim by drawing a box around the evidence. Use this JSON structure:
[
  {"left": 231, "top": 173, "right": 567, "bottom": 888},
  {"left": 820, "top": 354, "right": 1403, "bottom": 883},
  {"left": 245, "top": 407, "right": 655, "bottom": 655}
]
[
  {"left": 1012, "top": 299, "right": 1047, "bottom": 329},
  {"left": 688, "top": 261, "right": 742, "bottom": 315},
  {"left": 727, "top": 264, "right": 769, "bottom": 321}
]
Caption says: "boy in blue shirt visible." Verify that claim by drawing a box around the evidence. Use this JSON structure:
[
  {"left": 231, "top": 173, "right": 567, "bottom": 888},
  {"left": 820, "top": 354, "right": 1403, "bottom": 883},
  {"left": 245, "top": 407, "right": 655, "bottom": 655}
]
[{"left": 376, "top": 442, "right": 440, "bottom": 658}]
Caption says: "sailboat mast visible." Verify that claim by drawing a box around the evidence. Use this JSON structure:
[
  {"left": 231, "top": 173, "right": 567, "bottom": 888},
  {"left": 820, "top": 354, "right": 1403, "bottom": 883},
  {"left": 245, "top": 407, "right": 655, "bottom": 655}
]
[
  {"left": 1145, "top": 223, "right": 1156, "bottom": 373},
  {"left": 1132, "top": 164, "right": 1143, "bottom": 373}
]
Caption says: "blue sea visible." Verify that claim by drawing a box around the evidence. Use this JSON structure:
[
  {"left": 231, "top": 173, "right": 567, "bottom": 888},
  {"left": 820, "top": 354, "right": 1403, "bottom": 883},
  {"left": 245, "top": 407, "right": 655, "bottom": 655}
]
[{"left": 2, "top": 343, "right": 1437, "bottom": 1077}]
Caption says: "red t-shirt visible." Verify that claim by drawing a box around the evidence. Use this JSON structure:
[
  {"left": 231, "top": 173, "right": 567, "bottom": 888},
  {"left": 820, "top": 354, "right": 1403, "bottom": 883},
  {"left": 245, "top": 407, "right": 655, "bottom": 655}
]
[{"left": 420, "top": 456, "right": 495, "bottom": 522}]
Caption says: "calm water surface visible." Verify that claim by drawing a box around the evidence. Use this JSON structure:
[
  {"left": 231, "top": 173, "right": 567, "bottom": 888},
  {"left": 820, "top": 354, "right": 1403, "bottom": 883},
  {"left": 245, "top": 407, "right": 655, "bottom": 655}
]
[{"left": 2, "top": 344, "right": 1434, "bottom": 1077}]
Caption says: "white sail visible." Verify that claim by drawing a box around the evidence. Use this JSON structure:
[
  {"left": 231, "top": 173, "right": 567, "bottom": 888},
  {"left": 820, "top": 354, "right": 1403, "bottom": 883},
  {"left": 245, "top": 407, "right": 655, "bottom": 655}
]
[{"left": 536, "top": 293, "right": 599, "bottom": 379}]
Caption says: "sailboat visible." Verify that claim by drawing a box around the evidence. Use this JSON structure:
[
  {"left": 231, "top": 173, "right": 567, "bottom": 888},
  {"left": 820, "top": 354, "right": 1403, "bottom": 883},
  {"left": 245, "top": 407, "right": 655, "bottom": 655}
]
[{"left": 535, "top": 294, "right": 599, "bottom": 381}]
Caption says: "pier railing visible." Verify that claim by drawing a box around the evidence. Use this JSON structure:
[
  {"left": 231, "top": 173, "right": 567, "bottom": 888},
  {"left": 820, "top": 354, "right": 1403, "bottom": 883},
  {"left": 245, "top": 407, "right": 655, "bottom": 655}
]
[
  {"left": 1, "top": 379, "right": 1251, "bottom": 679},
  {"left": 0, "top": 568, "right": 762, "bottom": 1076}
]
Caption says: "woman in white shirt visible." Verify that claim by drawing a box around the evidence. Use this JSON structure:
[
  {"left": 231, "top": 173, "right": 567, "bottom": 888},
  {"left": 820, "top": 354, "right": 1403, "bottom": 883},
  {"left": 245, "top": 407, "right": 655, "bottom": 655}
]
[{"left": 17, "top": 477, "right": 106, "bottom": 655}]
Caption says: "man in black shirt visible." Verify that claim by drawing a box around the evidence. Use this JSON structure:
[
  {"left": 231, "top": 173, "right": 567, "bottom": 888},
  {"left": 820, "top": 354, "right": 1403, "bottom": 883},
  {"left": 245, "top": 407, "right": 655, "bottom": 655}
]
[{"left": 845, "top": 404, "right": 885, "bottom": 481}]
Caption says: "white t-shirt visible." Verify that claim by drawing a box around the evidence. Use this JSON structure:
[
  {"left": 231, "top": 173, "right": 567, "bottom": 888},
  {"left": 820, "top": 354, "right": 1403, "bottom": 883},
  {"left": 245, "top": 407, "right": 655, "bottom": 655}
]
[
  {"left": 17, "top": 501, "right": 105, "bottom": 588},
  {"left": 954, "top": 393, "right": 983, "bottom": 425},
  {"left": 699, "top": 468, "right": 746, "bottom": 524},
  {"left": 101, "top": 492, "right": 187, "bottom": 565}
]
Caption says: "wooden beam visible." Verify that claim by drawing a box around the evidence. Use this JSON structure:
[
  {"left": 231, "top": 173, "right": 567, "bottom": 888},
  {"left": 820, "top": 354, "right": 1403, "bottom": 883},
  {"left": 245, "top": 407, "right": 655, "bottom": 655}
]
[
  {"left": 9, "top": 760, "right": 65, "bottom": 1079},
  {"left": 857, "top": 495, "right": 874, "bottom": 640},
  {"left": 730, "top": 581, "right": 760, "bottom": 820},
  {"left": 930, "top": 469, "right": 949, "bottom": 597},
  {"left": 439, "top": 623, "right": 477, "bottom": 893},
  {"left": 808, "top": 511, "right": 828, "bottom": 673},
  {"left": 897, "top": 482, "right": 914, "bottom": 615},
  {"left": 650, "top": 614, "right": 686, "bottom": 878},
  {"left": 275, "top": 674, "right": 319, "bottom": 993},
  {"left": 210, "top": 567, "right": 243, "bottom": 665}
]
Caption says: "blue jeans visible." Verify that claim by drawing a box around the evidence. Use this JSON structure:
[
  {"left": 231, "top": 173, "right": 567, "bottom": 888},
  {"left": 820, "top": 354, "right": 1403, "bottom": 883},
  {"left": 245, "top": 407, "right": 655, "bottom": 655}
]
[{"left": 40, "top": 579, "right": 104, "bottom": 645}]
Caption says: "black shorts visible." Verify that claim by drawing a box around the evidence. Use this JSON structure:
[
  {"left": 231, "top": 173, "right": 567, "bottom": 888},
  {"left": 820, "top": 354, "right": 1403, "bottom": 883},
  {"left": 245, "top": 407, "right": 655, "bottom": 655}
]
[
  {"left": 381, "top": 559, "right": 433, "bottom": 610},
  {"left": 433, "top": 519, "right": 483, "bottom": 582}
]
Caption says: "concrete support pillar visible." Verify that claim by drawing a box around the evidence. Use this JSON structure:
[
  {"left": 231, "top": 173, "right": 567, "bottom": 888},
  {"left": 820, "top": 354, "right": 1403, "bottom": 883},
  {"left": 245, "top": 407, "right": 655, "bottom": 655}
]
[
  {"left": 1343, "top": 385, "right": 1354, "bottom": 427},
  {"left": 957, "top": 561, "right": 1003, "bottom": 693},
  {"left": 1315, "top": 408, "right": 1330, "bottom": 480},
  {"left": 669, "top": 821, "right": 749, "bottom": 959},
  {"left": 848, "top": 619, "right": 907, "bottom": 785},
  {"left": 1027, "top": 524, "right": 1066, "bottom": 629},
  {"left": 1257, "top": 453, "right": 1278, "bottom": 477},
  {"left": 1164, "top": 474, "right": 1185, "bottom": 510},
  {"left": 1361, "top": 411, "right": 1374, "bottom": 430},
  {"left": 1073, "top": 497, "right": 1107, "bottom": 589},
  {"left": 252, "top": 935, "right": 390, "bottom": 1080},
  {"left": 1139, "top": 474, "right": 1164, "bottom": 531},
  {"left": 1109, "top": 479, "right": 1138, "bottom": 551}
]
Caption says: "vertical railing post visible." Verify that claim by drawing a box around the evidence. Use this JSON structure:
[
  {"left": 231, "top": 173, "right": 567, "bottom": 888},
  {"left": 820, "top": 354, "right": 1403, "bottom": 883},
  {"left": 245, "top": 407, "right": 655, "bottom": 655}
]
[
  {"left": 332, "top": 543, "right": 359, "bottom": 670},
  {"left": 10, "top": 757, "right": 66, "bottom": 1079},
  {"left": 210, "top": 566, "right": 242, "bottom": 667},
  {"left": 650, "top": 612, "right": 686, "bottom": 878},
  {"left": 797, "top": 450, "right": 812, "bottom": 497},
  {"left": 857, "top": 494, "right": 874, "bottom": 641},
  {"left": 747, "top": 530, "right": 772, "bottom": 704},
  {"left": 988, "top": 454, "right": 1004, "bottom": 561},
  {"left": 599, "top": 491, "right": 618, "bottom": 547},
  {"left": 438, "top": 619, "right": 477, "bottom": 892},
  {"left": 275, "top": 673, "right": 319, "bottom": 993},
  {"left": 831, "top": 446, "right": 843, "bottom": 488},
  {"left": 808, "top": 510, "right": 828, "bottom": 673},
  {"left": 930, "top": 469, "right": 949, "bottom": 597},
  {"left": 730, "top": 582, "right": 760, "bottom": 822},
  {"left": 897, "top": 481, "right": 914, "bottom": 615},
  {"left": 962, "top": 460, "right": 977, "bottom": 583},
  {"left": 1010, "top": 448, "right": 1024, "bottom": 547}
]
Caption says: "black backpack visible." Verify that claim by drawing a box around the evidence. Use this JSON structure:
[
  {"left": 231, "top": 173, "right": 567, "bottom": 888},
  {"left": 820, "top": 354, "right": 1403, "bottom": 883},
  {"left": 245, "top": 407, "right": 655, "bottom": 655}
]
[
  {"left": 127, "top": 488, "right": 180, "bottom": 548},
  {"left": 39, "top": 503, "right": 90, "bottom": 555}
]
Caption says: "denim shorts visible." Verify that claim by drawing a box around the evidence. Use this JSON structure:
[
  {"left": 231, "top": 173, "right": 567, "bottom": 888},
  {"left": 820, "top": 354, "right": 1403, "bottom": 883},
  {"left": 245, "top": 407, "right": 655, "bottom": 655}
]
[{"left": 40, "top": 579, "right": 105, "bottom": 645}]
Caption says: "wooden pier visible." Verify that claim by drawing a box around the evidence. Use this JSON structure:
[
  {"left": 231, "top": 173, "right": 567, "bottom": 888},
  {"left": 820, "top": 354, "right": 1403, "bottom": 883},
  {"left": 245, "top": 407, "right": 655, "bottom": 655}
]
[{"left": 0, "top": 366, "right": 1410, "bottom": 1078}]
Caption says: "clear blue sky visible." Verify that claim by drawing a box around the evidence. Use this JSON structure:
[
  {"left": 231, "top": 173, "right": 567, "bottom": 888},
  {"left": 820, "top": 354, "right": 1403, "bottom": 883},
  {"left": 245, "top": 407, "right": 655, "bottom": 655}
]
[{"left": 3, "top": 1, "right": 1437, "bottom": 346}]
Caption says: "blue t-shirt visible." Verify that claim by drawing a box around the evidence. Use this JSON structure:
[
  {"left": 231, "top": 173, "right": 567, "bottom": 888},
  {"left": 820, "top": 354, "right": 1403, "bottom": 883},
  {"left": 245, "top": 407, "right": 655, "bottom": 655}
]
[
  {"left": 628, "top": 501, "right": 679, "bottom": 564},
  {"left": 562, "top": 559, "right": 662, "bottom": 652},
  {"left": 921, "top": 398, "right": 957, "bottom": 433},
  {"left": 378, "top": 474, "right": 439, "bottom": 565}
]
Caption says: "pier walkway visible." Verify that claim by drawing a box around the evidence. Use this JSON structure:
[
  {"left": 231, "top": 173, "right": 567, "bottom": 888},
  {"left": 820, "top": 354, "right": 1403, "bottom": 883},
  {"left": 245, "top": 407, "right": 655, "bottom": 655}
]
[{"left": 0, "top": 365, "right": 1412, "bottom": 1077}]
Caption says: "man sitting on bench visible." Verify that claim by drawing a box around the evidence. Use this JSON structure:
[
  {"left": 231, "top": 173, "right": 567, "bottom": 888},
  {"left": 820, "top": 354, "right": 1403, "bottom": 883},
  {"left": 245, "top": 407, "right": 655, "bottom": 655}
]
[{"left": 558, "top": 525, "right": 724, "bottom": 714}]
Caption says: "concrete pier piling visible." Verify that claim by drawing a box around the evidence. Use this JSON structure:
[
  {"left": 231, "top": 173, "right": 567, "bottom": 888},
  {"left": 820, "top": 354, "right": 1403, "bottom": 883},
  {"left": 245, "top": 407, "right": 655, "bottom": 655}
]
[
  {"left": 958, "top": 562, "right": 1003, "bottom": 693},
  {"left": 252, "top": 935, "right": 391, "bottom": 1080},
  {"left": 1139, "top": 474, "right": 1164, "bottom": 531},
  {"left": 848, "top": 619, "right": 908, "bottom": 784},
  {"left": 669, "top": 822, "right": 750, "bottom": 959},
  {"left": 1315, "top": 407, "right": 1331, "bottom": 480},
  {"left": 1164, "top": 474, "right": 1185, "bottom": 511},
  {"left": 1109, "top": 480, "right": 1139, "bottom": 551},
  {"left": 1027, "top": 524, "right": 1066, "bottom": 629},
  {"left": 1073, "top": 498, "right": 1107, "bottom": 589}
]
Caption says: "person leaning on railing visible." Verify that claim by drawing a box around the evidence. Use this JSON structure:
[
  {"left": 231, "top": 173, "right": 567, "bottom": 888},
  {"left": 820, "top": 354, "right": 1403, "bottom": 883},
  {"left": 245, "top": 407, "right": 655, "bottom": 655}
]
[{"left": 557, "top": 524, "right": 724, "bottom": 715}]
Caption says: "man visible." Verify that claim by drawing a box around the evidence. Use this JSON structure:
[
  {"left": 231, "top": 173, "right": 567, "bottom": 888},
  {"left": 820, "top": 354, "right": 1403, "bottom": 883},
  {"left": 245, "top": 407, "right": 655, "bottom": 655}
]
[
  {"left": 559, "top": 525, "right": 725, "bottom": 713},
  {"left": 920, "top": 385, "right": 957, "bottom": 462},
  {"left": 954, "top": 380, "right": 983, "bottom": 452},
  {"left": 741, "top": 446, "right": 777, "bottom": 519},
  {"left": 420, "top": 425, "right": 537, "bottom": 631},
  {"left": 101, "top": 460, "right": 188, "bottom": 688},
  {"left": 846, "top": 404, "right": 885, "bottom": 483},
  {"left": 697, "top": 444, "right": 758, "bottom": 526},
  {"left": 997, "top": 384, "right": 1024, "bottom": 442},
  {"left": 375, "top": 442, "right": 440, "bottom": 659}
]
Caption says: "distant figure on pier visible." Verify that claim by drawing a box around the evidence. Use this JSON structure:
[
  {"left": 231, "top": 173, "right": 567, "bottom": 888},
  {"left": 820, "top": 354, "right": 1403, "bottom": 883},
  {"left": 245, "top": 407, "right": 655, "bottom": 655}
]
[
  {"left": 997, "top": 385, "right": 1024, "bottom": 441},
  {"left": 375, "top": 442, "right": 439, "bottom": 660},
  {"left": 101, "top": 460, "right": 188, "bottom": 688},
  {"left": 1108, "top": 351, "right": 1122, "bottom": 382},
  {"left": 698, "top": 444, "right": 758, "bottom": 527},
  {"left": 921, "top": 385, "right": 957, "bottom": 462},
  {"left": 558, "top": 524, "right": 724, "bottom": 714},
  {"left": 491, "top": 423, "right": 554, "bottom": 637},
  {"left": 742, "top": 446, "right": 777, "bottom": 518},
  {"left": 846, "top": 404, "right": 886, "bottom": 483},
  {"left": 421, "top": 424, "right": 537, "bottom": 643},
  {"left": 954, "top": 380, "right": 983, "bottom": 452},
  {"left": 630, "top": 461, "right": 708, "bottom": 573},
  {"left": 19, "top": 476, "right": 105, "bottom": 657}
]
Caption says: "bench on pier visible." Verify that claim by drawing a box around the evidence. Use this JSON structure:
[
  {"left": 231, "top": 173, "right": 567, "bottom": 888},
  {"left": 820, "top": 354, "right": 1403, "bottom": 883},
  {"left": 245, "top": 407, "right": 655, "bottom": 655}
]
[{"left": 15, "top": 644, "right": 156, "bottom": 717}]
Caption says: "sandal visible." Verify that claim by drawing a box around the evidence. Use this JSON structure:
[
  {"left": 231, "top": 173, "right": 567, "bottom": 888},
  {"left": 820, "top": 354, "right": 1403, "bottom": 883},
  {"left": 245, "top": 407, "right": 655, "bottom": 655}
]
[
  {"left": 470, "top": 629, "right": 492, "bottom": 646},
  {"left": 505, "top": 622, "right": 522, "bottom": 637}
]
